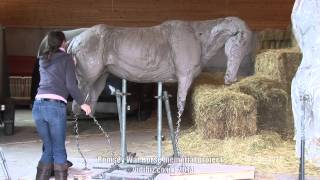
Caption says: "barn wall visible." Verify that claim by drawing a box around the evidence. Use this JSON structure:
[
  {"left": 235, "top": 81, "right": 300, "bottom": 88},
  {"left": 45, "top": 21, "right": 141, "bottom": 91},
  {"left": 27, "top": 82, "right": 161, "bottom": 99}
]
[
  {"left": 0, "top": 0, "right": 294, "bottom": 30},
  {"left": 1, "top": 0, "right": 295, "bottom": 77}
]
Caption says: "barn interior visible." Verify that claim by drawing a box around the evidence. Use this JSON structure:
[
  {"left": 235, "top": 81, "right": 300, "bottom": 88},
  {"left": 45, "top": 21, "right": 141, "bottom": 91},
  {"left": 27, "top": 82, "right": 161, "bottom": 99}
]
[{"left": 0, "top": 0, "right": 320, "bottom": 179}]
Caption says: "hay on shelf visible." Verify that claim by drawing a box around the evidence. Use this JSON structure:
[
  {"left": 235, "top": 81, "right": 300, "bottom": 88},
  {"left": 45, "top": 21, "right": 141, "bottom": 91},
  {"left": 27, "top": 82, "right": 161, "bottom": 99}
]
[{"left": 254, "top": 49, "right": 302, "bottom": 93}]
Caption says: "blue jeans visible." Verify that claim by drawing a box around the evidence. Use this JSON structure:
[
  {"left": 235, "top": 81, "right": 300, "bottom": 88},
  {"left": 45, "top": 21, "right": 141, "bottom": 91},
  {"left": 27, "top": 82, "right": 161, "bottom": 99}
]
[{"left": 32, "top": 100, "right": 67, "bottom": 164}]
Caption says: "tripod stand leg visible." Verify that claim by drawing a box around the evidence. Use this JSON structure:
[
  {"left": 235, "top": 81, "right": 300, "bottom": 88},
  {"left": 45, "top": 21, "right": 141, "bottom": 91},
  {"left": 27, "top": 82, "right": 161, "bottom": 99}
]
[
  {"left": 299, "top": 139, "right": 305, "bottom": 180},
  {"left": 163, "top": 91, "right": 179, "bottom": 157},
  {"left": 120, "top": 79, "right": 127, "bottom": 164},
  {"left": 156, "top": 82, "right": 163, "bottom": 163},
  {"left": 116, "top": 89, "right": 128, "bottom": 160},
  {"left": 299, "top": 94, "right": 310, "bottom": 180}
]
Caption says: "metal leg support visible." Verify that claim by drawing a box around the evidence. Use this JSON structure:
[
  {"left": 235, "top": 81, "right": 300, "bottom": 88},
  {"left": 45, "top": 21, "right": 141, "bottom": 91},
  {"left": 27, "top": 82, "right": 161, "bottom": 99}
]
[
  {"left": 93, "top": 81, "right": 171, "bottom": 179},
  {"left": 163, "top": 91, "right": 179, "bottom": 157},
  {"left": 299, "top": 94, "right": 310, "bottom": 180},
  {"left": 115, "top": 89, "right": 128, "bottom": 160},
  {"left": 121, "top": 79, "right": 127, "bottom": 164},
  {"left": 156, "top": 82, "right": 163, "bottom": 163}
]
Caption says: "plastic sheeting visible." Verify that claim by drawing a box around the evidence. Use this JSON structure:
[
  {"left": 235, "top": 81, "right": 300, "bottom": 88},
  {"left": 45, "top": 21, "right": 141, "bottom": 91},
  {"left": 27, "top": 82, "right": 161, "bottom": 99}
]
[{"left": 291, "top": 0, "right": 320, "bottom": 166}]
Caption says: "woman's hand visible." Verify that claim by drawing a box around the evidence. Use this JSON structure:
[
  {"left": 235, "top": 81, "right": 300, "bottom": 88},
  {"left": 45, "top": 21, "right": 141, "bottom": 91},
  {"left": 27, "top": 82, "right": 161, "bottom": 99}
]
[{"left": 80, "top": 104, "right": 92, "bottom": 115}]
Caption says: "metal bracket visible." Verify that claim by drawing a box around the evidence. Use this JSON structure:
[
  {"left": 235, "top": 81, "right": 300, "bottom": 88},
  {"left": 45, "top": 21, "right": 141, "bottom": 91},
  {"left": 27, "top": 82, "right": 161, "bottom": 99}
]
[{"left": 299, "top": 94, "right": 311, "bottom": 180}]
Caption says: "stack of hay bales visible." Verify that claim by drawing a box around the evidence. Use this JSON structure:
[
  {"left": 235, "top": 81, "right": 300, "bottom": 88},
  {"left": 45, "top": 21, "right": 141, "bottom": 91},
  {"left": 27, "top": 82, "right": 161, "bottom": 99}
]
[
  {"left": 191, "top": 30, "right": 302, "bottom": 139},
  {"left": 255, "top": 49, "right": 302, "bottom": 92},
  {"left": 257, "top": 29, "right": 293, "bottom": 50},
  {"left": 253, "top": 49, "right": 302, "bottom": 137},
  {"left": 228, "top": 76, "right": 290, "bottom": 136},
  {"left": 192, "top": 73, "right": 257, "bottom": 139}
]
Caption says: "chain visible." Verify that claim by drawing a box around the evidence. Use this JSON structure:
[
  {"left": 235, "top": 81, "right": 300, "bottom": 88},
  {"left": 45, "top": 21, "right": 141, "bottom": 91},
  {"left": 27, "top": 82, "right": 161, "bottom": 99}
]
[
  {"left": 174, "top": 111, "right": 182, "bottom": 157},
  {"left": 73, "top": 113, "right": 116, "bottom": 170},
  {"left": 89, "top": 114, "right": 116, "bottom": 159},
  {"left": 73, "top": 114, "right": 89, "bottom": 170}
]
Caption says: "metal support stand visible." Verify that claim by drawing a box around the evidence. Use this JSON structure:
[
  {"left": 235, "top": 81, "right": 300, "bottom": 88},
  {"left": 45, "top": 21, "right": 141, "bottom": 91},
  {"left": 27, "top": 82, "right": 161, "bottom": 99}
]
[
  {"left": 121, "top": 79, "right": 127, "bottom": 164},
  {"left": 156, "top": 82, "right": 163, "bottom": 163},
  {"left": 0, "top": 147, "right": 10, "bottom": 180},
  {"left": 299, "top": 94, "right": 309, "bottom": 180},
  {"left": 115, "top": 89, "right": 128, "bottom": 161},
  {"left": 93, "top": 81, "right": 179, "bottom": 179},
  {"left": 114, "top": 80, "right": 178, "bottom": 162},
  {"left": 163, "top": 91, "right": 178, "bottom": 157}
]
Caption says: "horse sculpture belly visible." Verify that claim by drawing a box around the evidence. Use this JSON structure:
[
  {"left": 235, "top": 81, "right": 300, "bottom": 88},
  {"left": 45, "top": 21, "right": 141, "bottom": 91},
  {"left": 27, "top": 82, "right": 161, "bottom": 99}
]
[{"left": 105, "top": 27, "right": 178, "bottom": 83}]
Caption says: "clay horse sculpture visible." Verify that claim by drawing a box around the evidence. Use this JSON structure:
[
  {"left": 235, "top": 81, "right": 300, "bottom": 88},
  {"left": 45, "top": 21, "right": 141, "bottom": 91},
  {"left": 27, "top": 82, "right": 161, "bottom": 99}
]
[
  {"left": 291, "top": 0, "right": 320, "bottom": 171},
  {"left": 62, "top": 17, "right": 253, "bottom": 117}
]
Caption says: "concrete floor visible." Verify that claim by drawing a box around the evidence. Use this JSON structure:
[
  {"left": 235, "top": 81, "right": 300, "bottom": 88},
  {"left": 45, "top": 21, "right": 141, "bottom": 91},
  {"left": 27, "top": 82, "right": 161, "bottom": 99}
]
[
  {"left": 0, "top": 108, "right": 319, "bottom": 180},
  {"left": 0, "top": 108, "right": 187, "bottom": 180}
]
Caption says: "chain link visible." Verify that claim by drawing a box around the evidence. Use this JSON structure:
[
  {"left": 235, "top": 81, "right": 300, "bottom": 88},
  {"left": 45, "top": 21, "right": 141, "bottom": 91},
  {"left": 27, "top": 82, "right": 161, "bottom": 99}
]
[
  {"left": 174, "top": 112, "right": 182, "bottom": 157},
  {"left": 89, "top": 114, "right": 116, "bottom": 159},
  {"left": 73, "top": 113, "right": 116, "bottom": 170},
  {"left": 73, "top": 114, "right": 89, "bottom": 170}
]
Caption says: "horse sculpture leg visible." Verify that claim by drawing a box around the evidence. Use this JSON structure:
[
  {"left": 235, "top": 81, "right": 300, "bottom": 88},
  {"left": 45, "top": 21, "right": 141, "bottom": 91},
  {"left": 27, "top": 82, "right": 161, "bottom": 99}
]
[
  {"left": 176, "top": 76, "right": 194, "bottom": 116},
  {"left": 87, "top": 73, "right": 109, "bottom": 114},
  {"left": 72, "top": 73, "right": 108, "bottom": 115},
  {"left": 170, "top": 22, "right": 202, "bottom": 116}
]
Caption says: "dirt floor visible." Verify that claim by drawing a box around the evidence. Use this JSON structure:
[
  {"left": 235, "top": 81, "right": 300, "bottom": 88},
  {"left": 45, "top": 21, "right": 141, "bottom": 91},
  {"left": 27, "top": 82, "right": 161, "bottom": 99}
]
[{"left": 0, "top": 108, "right": 319, "bottom": 179}]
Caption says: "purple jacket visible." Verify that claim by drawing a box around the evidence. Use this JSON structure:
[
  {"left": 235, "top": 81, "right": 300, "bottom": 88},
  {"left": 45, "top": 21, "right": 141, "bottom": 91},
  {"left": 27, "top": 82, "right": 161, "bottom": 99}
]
[{"left": 37, "top": 50, "right": 84, "bottom": 105}]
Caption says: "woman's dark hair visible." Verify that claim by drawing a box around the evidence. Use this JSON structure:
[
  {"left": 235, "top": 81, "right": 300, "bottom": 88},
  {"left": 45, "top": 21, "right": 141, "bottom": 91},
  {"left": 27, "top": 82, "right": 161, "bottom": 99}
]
[{"left": 43, "top": 31, "right": 66, "bottom": 60}]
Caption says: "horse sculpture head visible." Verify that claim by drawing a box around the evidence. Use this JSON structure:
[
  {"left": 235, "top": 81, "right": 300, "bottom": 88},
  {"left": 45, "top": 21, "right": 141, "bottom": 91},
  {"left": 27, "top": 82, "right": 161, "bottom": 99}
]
[{"left": 192, "top": 17, "right": 253, "bottom": 85}]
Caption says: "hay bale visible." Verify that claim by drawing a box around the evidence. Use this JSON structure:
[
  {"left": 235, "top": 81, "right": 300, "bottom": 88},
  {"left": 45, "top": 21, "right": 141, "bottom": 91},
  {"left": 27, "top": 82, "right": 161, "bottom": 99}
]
[
  {"left": 192, "top": 71, "right": 225, "bottom": 86},
  {"left": 258, "top": 29, "right": 285, "bottom": 41},
  {"left": 228, "top": 76, "right": 292, "bottom": 136},
  {"left": 257, "top": 29, "right": 292, "bottom": 50},
  {"left": 191, "top": 71, "right": 246, "bottom": 88},
  {"left": 192, "top": 85, "right": 257, "bottom": 139},
  {"left": 254, "top": 49, "right": 302, "bottom": 93}
]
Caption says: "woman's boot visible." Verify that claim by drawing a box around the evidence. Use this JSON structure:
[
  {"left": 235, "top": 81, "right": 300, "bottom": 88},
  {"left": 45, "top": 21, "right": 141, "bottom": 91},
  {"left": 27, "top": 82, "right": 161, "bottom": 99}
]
[
  {"left": 54, "top": 163, "right": 68, "bottom": 180},
  {"left": 36, "top": 162, "right": 53, "bottom": 180},
  {"left": 50, "top": 160, "right": 73, "bottom": 176}
]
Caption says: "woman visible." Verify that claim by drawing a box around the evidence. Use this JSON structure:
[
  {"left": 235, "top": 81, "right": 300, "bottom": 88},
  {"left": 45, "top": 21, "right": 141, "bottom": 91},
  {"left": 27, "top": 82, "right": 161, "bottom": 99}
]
[
  {"left": 291, "top": 0, "right": 320, "bottom": 166},
  {"left": 32, "top": 31, "right": 91, "bottom": 180}
]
